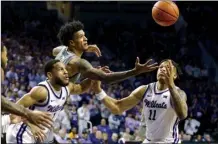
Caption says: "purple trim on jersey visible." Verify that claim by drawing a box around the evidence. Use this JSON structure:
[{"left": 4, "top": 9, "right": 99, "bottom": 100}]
[
  {"left": 154, "top": 82, "right": 169, "bottom": 95},
  {"left": 172, "top": 118, "right": 179, "bottom": 144},
  {"left": 64, "top": 87, "right": 69, "bottom": 97},
  {"left": 46, "top": 80, "right": 62, "bottom": 99},
  {"left": 170, "top": 97, "right": 174, "bottom": 108},
  {"left": 16, "top": 106, "right": 35, "bottom": 144},
  {"left": 16, "top": 123, "right": 27, "bottom": 144},
  {"left": 34, "top": 84, "right": 50, "bottom": 107},
  {"left": 143, "top": 85, "right": 150, "bottom": 99}
]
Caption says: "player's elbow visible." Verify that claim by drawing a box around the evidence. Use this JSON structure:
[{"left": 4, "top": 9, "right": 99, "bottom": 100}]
[
  {"left": 178, "top": 111, "right": 188, "bottom": 120},
  {"left": 110, "top": 102, "right": 124, "bottom": 115},
  {"left": 111, "top": 109, "right": 123, "bottom": 115}
]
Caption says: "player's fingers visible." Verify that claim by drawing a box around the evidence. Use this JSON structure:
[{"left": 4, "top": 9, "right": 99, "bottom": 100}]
[
  {"left": 40, "top": 130, "right": 46, "bottom": 141},
  {"left": 96, "top": 66, "right": 101, "bottom": 69},
  {"left": 147, "top": 62, "right": 158, "bottom": 68},
  {"left": 95, "top": 47, "right": 102, "bottom": 56},
  {"left": 103, "top": 68, "right": 111, "bottom": 73},
  {"left": 36, "top": 123, "right": 46, "bottom": 130},
  {"left": 41, "top": 121, "right": 52, "bottom": 129},
  {"left": 94, "top": 52, "right": 100, "bottom": 57},
  {"left": 166, "top": 66, "right": 170, "bottom": 77},
  {"left": 102, "top": 66, "right": 109, "bottom": 69},
  {"left": 135, "top": 57, "right": 140, "bottom": 64},
  {"left": 42, "top": 113, "right": 53, "bottom": 122},
  {"left": 148, "top": 66, "right": 159, "bottom": 71},
  {"left": 36, "top": 133, "right": 43, "bottom": 143},
  {"left": 144, "top": 59, "right": 153, "bottom": 65}
]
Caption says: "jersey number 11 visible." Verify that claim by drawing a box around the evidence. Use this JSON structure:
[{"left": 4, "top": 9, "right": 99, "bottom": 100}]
[{"left": 149, "top": 110, "right": 156, "bottom": 120}]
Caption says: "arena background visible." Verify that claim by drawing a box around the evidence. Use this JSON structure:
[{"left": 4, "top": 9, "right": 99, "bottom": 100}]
[{"left": 1, "top": 1, "right": 218, "bottom": 143}]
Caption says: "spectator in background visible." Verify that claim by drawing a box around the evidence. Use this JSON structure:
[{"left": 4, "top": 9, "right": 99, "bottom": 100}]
[
  {"left": 118, "top": 133, "right": 131, "bottom": 144},
  {"left": 54, "top": 128, "right": 71, "bottom": 144},
  {"left": 78, "top": 129, "right": 92, "bottom": 144},
  {"left": 125, "top": 113, "right": 136, "bottom": 133},
  {"left": 89, "top": 126, "right": 98, "bottom": 142},
  {"left": 109, "top": 133, "right": 119, "bottom": 144},
  {"left": 69, "top": 104, "right": 78, "bottom": 128},
  {"left": 102, "top": 132, "right": 109, "bottom": 144},
  {"left": 100, "top": 103, "right": 111, "bottom": 119},
  {"left": 97, "top": 118, "right": 111, "bottom": 135},
  {"left": 108, "top": 113, "right": 121, "bottom": 133},
  {"left": 78, "top": 101, "right": 90, "bottom": 135},
  {"left": 6, "top": 66, "right": 18, "bottom": 81},
  {"left": 184, "top": 114, "right": 201, "bottom": 136},
  {"left": 68, "top": 127, "right": 79, "bottom": 140}
]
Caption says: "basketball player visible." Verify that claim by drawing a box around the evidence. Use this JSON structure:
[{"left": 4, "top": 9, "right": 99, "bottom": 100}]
[
  {"left": 1, "top": 43, "right": 53, "bottom": 129},
  {"left": 6, "top": 59, "right": 95, "bottom": 143},
  {"left": 92, "top": 60, "right": 188, "bottom": 143},
  {"left": 53, "top": 20, "right": 159, "bottom": 84}
]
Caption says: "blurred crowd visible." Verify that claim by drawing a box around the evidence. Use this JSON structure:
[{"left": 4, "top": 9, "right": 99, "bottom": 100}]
[{"left": 2, "top": 1, "right": 218, "bottom": 144}]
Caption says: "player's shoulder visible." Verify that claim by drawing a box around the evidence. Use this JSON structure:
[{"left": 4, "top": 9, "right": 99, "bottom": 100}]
[
  {"left": 30, "top": 84, "right": 48, "bottom": 97},
  {"left": 68, "top": 56, "right": 82, "bottom": 65},
  {"left": 134, "top": 84, "right": 150, "bottom": 96}
]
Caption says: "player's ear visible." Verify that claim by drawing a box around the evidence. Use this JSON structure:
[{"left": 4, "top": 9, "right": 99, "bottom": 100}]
[
  {"left": 47, "top": 72, "right": 52, "bottom": 79},
  {"left": 173, "top": 69, "right": 177, "bottom": 80},
  {"left": 69, "top": 40, "right": 75, "bottom": 47},
  {"left": 173, "top": 74, "right": 177, "bottom": 80}
]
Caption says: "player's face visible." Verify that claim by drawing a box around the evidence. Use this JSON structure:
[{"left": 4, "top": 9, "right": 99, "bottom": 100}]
[
  {"left": 71, "top": 30, "right": 88, "bottom": 51},
  {"left": 1, "top": 46, "right": 8, "bottom": 69},
  {"left": 157, "top": 60, "right": 176, "bottom": 83},
  {"left": 52, "top": 62, "right": 69, "bottom": 86}
]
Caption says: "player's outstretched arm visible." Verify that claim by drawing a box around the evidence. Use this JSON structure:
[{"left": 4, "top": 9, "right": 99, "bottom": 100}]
[
  {"left": 163, "top": 60, "right": 188, "bottom": 120},
  {"left": 169, "top": 88, "right": 188, "bottom": 120},
  {"left": 67, "top": 78, "right": 92, "bottom": 95},
  {"left": 73, "top": 57, "right": 158, "bottom": 84},
  {"left": 16, "top": 86, "right": 53, "bottom": 129},
  {"left": 1, "top": 96, "right": 30, "bottom": 118},
  {"left": 92, "top": 81, "right": 147, "bottom": 115}
]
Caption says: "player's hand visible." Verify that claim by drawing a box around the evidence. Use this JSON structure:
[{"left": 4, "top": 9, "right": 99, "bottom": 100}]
[
  {"left": 134, "top": 57, "right": 159, "bottom": 74},
  {"left": 91, "top": 80, "right": 102, "bottom": 94},
  {"left": 28, "top": 123, "right": 46, "bottom": 143},
  {"left": 26, "top": 110, "right": 53, "bottom": 130},
  {"left": 10, "top": 114, "right": 22, "bottom": 124},
  {"left": 161, "top": 60, "right": 175, "bottom": 88},
  {"left": 85, "top": 45, "right": 102, "bottom": 57}
]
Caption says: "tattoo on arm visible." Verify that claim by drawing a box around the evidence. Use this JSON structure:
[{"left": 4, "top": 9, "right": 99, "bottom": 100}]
[
  {"left": 169, "top": 87, "right": 188, "bottom": 120},
  {"left": 1, "top": 96, "right": 30, "bottom": 118},
  {"left": 77, "top": 59, "right": 138, "bottom": 84}
]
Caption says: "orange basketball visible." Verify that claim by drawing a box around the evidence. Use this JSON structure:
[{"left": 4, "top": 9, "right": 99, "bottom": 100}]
[{"left": 152, "top": 1, "right": 179, "bottom": 27}]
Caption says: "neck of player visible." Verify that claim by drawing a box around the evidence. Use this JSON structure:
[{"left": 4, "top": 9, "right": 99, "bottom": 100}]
[
  {"left": 157, "top": 81, "right": 168, "bottom": 91},
  {"left": 49, "top": 80, "right": 62, "bottom": 91},
  {"left": 68, "top": 46, "right": 83, "bottom": 57}
]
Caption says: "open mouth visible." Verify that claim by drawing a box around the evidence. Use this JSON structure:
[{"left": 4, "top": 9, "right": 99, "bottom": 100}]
[{"left": 65, "top": 76, "right": 69, "bottom": 80}]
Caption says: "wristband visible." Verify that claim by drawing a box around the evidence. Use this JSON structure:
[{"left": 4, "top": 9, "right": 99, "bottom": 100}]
[{"left": 95, "top": 90, "right": 107, "bottom": 101}]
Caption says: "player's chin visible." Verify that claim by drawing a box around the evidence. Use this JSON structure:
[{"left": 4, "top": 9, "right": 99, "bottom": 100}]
[
  {"left": 157, "top": 76, "right": 164, "bottom": 83},
  {"left": 83, "top": 44, "right": 89, "bottom": 50},
  {"left": 62, "top": 80, "right": 69, "bottom": 86}
]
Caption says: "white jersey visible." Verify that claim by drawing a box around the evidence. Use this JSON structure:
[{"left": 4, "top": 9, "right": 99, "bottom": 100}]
[
  {"left": 142, "top": 82, "right": 180, "bottom": 143},
  {"left": 6, "top": 80, "right": 69, "bottom": 144},
  {"left": 55, "top": 46, "right": 81, "bottom": 83}
]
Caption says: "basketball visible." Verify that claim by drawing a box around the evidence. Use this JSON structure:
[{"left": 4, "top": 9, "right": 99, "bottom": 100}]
[{"left": 152, "top": 1, "right": 179, "bottom": 27}]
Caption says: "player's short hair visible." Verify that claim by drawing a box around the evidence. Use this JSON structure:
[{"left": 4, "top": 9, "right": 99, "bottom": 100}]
[
  {"left": 44, "top": 59, "right": 60, "bottom": 76},
  {"left": 57, "top": 20, "right": 84, "bottom": 46},
  {"left": 160, "top": 59, "right": 183, "bottom": 78}
]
